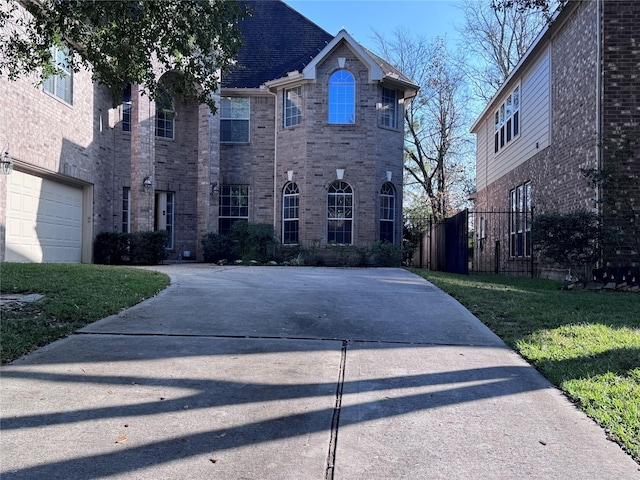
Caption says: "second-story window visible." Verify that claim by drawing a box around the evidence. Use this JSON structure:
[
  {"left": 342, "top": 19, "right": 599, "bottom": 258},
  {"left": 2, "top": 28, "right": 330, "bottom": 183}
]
[
  {"left": 122, "top": 85, "right": 132, "bottom": 132},
  {"left": 380, "top": 87, "right": 398, "bottom": 129},
  {"left": 221, "top": 97, "right": 250, "bottom": 143},
  {"left": 155, "top": 88, "right": 175, "bottom": 139},
  {"left": 328, "top": 70, "right": 355, "bottom": 124},
  {"left": 494, "top": 84, "right": 520, "bottom": 153},
  {"left": 43, "top": 45, "right": 73, "bottom": 104},
  {"left": 284, "top": 86, "right": 302, "bottom": 127}
]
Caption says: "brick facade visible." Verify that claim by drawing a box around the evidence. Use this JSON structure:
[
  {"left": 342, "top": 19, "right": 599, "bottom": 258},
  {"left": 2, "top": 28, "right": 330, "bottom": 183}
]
[
  {"left": 473, "top": 0, "right": 640, "bottom": 271},
  {"left": 1, "top": 11, "right": 415, "bottom": 264}
]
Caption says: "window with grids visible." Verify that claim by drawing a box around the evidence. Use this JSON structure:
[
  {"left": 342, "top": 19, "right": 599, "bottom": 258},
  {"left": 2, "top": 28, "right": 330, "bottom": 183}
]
[
  {"left": 328, "top": 70, "right": 355, "bottom": 124},
  {"left": 219, "top": 185, "right": 249, "bottom": 235},
  {"left": 43, "top": 46, "right": 73, "bottom": 104},
  {"left": 282, "top": 183, "right": 300, "bottom": 244},
  {"left": 494, "top": 85, "right": 520, "bottom": 153},
  {"left": 380, "top": 87, "right": 398, "bottom": 129},
  {"left": 284, "top": 86, "right": 302, "bottom": 127},
  {"left": 122, "top": 85, "right": 132, "bottom": 132},
  {"left": 155, "top": 88, "right": 175, "bottom": 139},
  {"left": 221, "top": 97, "right": 250, "bottom": 143},
  {"left": 327, "top": 181, "right": 353, "bottom": 244},
  {"left": 509, "top": 182, "right": 531, "bottom": 257},
  {"left": 379, "top": 182, "right": 395, "bottom": 243},
  {"left": 122, "top": 187, "right": 130, "bottom": 233}
]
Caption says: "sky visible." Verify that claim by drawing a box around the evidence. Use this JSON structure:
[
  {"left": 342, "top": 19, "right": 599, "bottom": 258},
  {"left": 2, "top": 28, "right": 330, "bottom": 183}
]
[{"left": 283, "top": 0, "right": 467, "bottom": 53}]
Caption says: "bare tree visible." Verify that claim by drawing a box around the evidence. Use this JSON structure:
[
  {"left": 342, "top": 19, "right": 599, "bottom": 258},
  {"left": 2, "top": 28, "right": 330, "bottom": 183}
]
[
  {"left": 456, "top": 0, "right": 554, "bottom": 101},
  {"left": 374, "top": 32, "right": 473, "bottom": 221}
]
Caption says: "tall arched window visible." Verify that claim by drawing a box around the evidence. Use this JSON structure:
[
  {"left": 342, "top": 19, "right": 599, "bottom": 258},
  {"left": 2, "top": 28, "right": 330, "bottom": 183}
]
[
  {"left": 282, "top": 182, "right": 300, "bottom": 244},
  {"left": 328, "top": 70, "right": 355, "bottom": 124},
  {"left": 379, "top": 182, "right": 395, "bottom": 243},
  {"left": 327, "top": 180, "right": 353, "bottom": 244}
]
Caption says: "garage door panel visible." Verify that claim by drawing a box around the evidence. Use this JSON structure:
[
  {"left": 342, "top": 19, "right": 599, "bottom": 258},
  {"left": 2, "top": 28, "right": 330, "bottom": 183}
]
[{"left": 6, "top": 171, "right": 83, "bottom": 263}]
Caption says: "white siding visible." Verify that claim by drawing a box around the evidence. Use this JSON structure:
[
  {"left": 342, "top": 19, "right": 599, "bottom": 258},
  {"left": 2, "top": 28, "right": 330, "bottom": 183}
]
[{"left": 480, "top": 47, "right": 551, "bottom": 187}]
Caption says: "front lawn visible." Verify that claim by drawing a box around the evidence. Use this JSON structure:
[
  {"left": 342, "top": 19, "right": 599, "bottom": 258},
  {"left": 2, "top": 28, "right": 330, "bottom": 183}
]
[
  {"left": 0, "top": 263, "right": 170, "bottom": 364},
  {"left": 409, "top": 269, "right": 640, "bottom": 463}
]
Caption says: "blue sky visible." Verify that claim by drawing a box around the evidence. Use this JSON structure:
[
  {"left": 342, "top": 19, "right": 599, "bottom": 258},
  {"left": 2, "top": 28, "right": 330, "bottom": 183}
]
[{"left": 283, "top": 0, "right": 466, "bottom": 52}]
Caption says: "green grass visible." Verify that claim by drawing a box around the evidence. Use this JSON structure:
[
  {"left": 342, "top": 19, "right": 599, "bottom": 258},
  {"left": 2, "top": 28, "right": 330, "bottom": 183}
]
[
  {"left": 409, "top": 269, "right": 640, "bottom": 463},
  {"left": 1, "top": 263, "right": 170, "bottom": 364}
]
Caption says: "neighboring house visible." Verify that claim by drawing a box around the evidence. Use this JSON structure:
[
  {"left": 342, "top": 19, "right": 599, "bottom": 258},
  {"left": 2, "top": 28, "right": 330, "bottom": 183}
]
[
  {"left": 470, "top": 0, "right": 639, "bottom": 275},
  {"left": 0, "top": 0, "right": 417, "bottom": 264}
]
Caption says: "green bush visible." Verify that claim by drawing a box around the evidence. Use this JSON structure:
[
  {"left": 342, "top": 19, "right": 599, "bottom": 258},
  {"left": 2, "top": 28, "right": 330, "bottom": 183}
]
[
  {"left": 129, "top": 230, "right": 169, "bottom": 265},
  {"left": 201, "top": 232, "right": 233, "bottom": 263},
  {"left": 370, "top": 241, "right": 402, "bottom": 267},
  {"left": 94, "top": 232, "right": 129, "bottom": 264},
  {"left": 532, "top": 210, "right": 601, "bottom": 278}
]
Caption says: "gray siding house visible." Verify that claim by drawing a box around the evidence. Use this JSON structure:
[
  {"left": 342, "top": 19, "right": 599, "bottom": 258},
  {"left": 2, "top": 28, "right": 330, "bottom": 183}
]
[
  {"left": 0, "top": 0, "right": 417, "bottom": 263},
  {"left": 470, "top": 0, "right": 639, "bottom": 275}
]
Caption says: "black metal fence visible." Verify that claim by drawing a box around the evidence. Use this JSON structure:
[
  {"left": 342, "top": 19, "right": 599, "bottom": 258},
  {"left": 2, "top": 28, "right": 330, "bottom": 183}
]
[{"left": 406, "top": 209, "right": 534, "bottom": 277}]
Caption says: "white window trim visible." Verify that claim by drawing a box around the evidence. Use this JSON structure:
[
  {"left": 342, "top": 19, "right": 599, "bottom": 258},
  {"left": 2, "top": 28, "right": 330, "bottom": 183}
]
[
  {"left": 284, "top": 86, "right": 302, "bottom": 128},
  {"left": 282, "top": 182, "right": 300, "bottom": 244},
  {"left": 494, "top": 82, "right": 520, "bottom": 154},
  {"left": 327, "top": 180, "right": 354, "bottom": 245},
  {"left": 43, "top": 45, "right": 73, "bottom": 105},
  {"left": 155, "top": 88, "right": 175, "bottom": 140},
  {"left": 379, "top": 87, "right": 398, "bottom": 129},
  {"left": 328, "top": 70, "right": 356, "bottom": 125},
  {"left": 221, "top": 97, "right": 250, "bottom": 143}
]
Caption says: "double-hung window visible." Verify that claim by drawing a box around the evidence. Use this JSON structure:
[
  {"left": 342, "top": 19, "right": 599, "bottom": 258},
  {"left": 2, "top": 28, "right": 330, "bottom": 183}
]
[
  {"left": 219, "top": 185, "right": 249, "bottom": 235},
  {"left": 380, "top": 87, "right": 398, "bottom": 129},
  {"left": 282, "top": 183, "right": 300, "bottom": 244},
  {"left": 155, "top": 88, "right": 175, "bottom": 139},
  {"left": 494, "top": 84, "right": 520, "bottom": 153},
  {"left": 43, "top": 45, "right": 73, "bottom": 104},
  {"left": 328, "top": 70, "right": 355, "bottom": 124},
  {"left": 221, "top": 97, "right": 250, "bottom": 143},
  {"left": 284, "top": 86, "right": 302, "bottom": 127},
  {"left": 509, "top": 182, "right": 531, "bottom": 257},
  {"left": 327, "top": 181, "right": 353, "bottom": 244}
]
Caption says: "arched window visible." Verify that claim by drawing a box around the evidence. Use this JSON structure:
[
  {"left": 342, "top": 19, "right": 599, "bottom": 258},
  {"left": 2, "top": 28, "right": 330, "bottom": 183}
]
[
  {"left": 327, "top": 180, "right": 353, "bottom": 244},
  {"left": 328, "top": 70, "right": 355, "bottom": 124},
  {"left": 379, "top": 182, "right": 395, "bottom": 243},
  {"left": 282, "top": 182, "right": 300, "bottom": 244}
]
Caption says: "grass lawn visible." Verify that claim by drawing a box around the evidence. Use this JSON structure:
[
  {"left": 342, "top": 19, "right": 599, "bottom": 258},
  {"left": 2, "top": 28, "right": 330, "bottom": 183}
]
[
  {"left": 1, "top": 263, "right": 170, "bottom": 364},
  {"left": 409, "top": 268, "right": 640, "bottom": 464}
]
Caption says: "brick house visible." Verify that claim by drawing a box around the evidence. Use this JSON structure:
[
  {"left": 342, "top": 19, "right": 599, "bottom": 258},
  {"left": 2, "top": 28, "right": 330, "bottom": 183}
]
[
  {"left": 0, "top": 0, "right": 417, "bottom": 264},
  {"left": 470, "top": 0, "right": 639, "bottom": 276}
]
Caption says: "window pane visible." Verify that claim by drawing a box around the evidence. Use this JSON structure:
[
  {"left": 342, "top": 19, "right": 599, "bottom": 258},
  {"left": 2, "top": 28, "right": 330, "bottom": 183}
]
[
  {"left": 327, "top": 181, "right": 353, "bottom": 244},
  {"left": 221, "top": 97, "right": 250, "bottom": 142},
  {"left": 380, "top": 87, "right": 397, "bottom": 128},
  {"left": 328, "top": 70, "right": 355, "bottom": 124},
  {"left": 284, "top": 86, "right": 302, "bottom": 127}
]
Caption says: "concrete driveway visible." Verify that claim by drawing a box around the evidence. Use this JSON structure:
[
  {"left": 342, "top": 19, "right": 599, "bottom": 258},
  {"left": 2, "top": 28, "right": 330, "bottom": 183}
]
[{"left": 1, "top": 266, "right": 637, "bottom": 479}]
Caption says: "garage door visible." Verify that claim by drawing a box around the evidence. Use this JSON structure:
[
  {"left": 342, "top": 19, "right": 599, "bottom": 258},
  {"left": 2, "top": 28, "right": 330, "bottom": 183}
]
[{"left": 6, "top": 170, "right": 83, "bottom": 262}]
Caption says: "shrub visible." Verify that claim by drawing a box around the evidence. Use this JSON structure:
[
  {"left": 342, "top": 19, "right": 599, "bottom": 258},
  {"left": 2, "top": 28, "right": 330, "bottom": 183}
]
[
  {"left": 201, "top": 232, "right": 232, "bottom": 263},
  {"left": 370, "top": 241, "right": 402, "bottom": 267},
  {"left": 245, "top": 223, "right": 277, "bottom": 262},
  {"left": 532, "top": 211, "right": 601, "bottom": 279},
  {"left": 94, "top": 232, "right": 129, "bottom": 264},
  {"left": 129, "top": 230, "right": 169, "bottom": 265}
]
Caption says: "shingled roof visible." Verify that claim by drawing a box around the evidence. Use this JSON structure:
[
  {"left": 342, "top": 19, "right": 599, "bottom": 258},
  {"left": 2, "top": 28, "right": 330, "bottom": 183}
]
[{"left": 222, "top": 0, "right": 334, "bottom": 89}]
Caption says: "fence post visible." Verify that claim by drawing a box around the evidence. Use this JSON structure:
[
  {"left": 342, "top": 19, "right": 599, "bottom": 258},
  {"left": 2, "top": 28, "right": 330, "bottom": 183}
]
[{"left": 530, "top": 206, "right": 535, "bottom": 278}]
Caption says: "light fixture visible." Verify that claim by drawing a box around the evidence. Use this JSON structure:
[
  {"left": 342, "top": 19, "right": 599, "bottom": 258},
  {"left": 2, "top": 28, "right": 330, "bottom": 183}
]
[
  {"left": 143, "top": 176, "right": 153, "bottom": 190},
  {"left": 1, "top": 146, "right": 13, "bottom": 175},
  {"left": 336, "top": 168, "right": 345, "bottom": 180},
  {"left": 211, "top": 181, "right": 220, "bottom": 195}
]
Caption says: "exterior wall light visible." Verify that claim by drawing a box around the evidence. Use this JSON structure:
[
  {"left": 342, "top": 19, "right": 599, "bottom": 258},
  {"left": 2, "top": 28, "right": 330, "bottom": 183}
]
[
  {"left": 143, "top": 176, "right": 153, "bottom": 190},
  {"left": 1, "top": 146, "right": 13, "bottom": 175}
]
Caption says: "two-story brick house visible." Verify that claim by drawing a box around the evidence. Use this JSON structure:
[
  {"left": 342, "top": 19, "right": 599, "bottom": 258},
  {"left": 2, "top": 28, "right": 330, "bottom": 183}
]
[
  {"left": 470, "top": 0, "right": 639, "bottom": 275},
  {"left": 0, "top": 0, "right": 417, "bottom": 263}
]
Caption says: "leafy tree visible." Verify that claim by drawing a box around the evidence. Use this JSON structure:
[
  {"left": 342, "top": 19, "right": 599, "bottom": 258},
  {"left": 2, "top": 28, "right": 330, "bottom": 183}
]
[
  {"left": 374, "top": 32, "right": 473, "bottom": 221},
  {"left": 1, "top": 0, "right": 246, "bottom": 110},
  {"left": 492, "top": 0, "right": 566, "bottom": 14}
]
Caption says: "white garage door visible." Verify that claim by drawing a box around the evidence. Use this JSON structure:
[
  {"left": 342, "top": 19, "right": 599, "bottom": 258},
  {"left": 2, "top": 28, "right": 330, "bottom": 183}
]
[{"left": 6, "top": 170, "right": 83, "bottom": 262}]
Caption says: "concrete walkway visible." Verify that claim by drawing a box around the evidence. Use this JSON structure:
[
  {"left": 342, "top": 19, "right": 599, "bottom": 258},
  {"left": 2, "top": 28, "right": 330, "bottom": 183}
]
[{"left": 1, "top": 266, "right": 638, "bottom": 479}]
